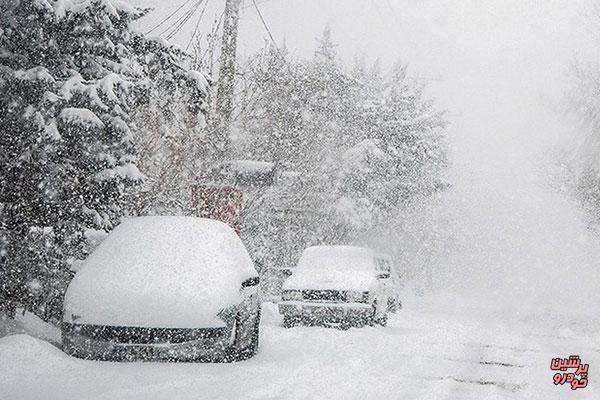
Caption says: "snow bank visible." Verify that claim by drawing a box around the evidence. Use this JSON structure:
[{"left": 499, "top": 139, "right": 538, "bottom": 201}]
[
  {"left": 15, "top": 312, "right": 61, "bottom": 344},
  {"left": 64, "top": 217, "right": 257, "bottom": 328},
  {"left": 283, "top": 246, "right": 379, "bottom": 292},
  {"left": 4, "top": 299, "right": 585, "bottom": 400},
  {"left": 1, "top": 311, "right": 60, "bottom": 344},
  {"left": 0, "top": 334, "right": 66, "bottom": 373}
]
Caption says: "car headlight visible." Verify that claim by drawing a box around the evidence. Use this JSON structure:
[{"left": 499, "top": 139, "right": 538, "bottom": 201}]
[
  {"left": 345, "top": 291, "right": 369, "bottom": 303},
  {"left": 281, "top": 289, "right": 303, "bottom": 301}
]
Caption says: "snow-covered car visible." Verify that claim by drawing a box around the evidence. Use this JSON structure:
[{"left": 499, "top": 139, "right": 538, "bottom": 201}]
[
  {"left": 279, "top": 246, "right": 390, "bottom": 328},
  {"left": 62, "top": 217, "right": 261, "bottom": 362}
]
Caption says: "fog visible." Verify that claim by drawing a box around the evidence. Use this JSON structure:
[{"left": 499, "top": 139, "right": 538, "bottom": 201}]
[
  {"left": 131, "top": 0, "right": 600, "bottom": 318},
  {"left": 4, "top": 2, "right": 600, "bottom": 397}
]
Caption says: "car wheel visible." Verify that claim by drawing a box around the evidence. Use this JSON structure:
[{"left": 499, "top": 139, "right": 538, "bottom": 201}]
[
  {"left": 375, "top": 312, "right": 388, "bottom": 327},
  {"left": 226, "top": 309, "right": 261, "bottom": 362},
  {"left": 282, "top": 315, "right": 296, "bottom": 328},
  {"left": 388, "top": 298, "right": 398, "bottom": 313},
  {"left": 338, "top": 319, "right": 354, "bottom": 330},
  {"left": 370, "top": 300, "right": 388, "bottom": 327}
]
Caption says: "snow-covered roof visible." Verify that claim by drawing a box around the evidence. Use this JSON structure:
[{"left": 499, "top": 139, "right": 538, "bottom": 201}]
[
  {"left": 283, "top": 245, "right": 379, "bottom": 292},
  {"left": 64, "top": 217, "right": 257, "bottom": 328}
]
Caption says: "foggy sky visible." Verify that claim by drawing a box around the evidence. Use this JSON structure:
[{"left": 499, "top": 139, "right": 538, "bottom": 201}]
[
  {"left": 130, "top": 0, "right": 598, "bottom": 163},
  {"left": 129, "top": 0, "right": 600, "bottom": 317}
]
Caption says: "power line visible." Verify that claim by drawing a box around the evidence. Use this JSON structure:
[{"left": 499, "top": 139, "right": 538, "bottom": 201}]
[
  {"left": 185, "top": 0, "right": 210, "bottom": 51},
  {"left": 241, "top": 0, "right": 275, "bottom": 11},
  {"left": 194, "top": 7, "right": 225, "bottom": 66},
  {"left": 251, "top": 0, "right": 277, "bottom": 47},
  {"left": 163, "top": 2, "right": 200, "bottom": 38},
  {"left": 165, "top": 0, "right": 204, "bottom": 40},
  {"left": 159, "top": 1, "right": 199, "bottom": 37},
  {"left": 145, "top": 0, "right": 194, "bottom": 35}
]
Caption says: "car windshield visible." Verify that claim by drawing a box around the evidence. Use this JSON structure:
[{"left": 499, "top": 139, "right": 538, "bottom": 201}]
[{"left": 297, "top": 246, "right": 375, "bottom": 273}]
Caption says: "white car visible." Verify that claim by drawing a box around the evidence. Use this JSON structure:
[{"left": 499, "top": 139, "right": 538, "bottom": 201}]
[
  {"left": 279, "top": 246, "right": 390, "bottom": 328},
  {"left": 62, "top": 217, "right": 261, "bottom": 362}
]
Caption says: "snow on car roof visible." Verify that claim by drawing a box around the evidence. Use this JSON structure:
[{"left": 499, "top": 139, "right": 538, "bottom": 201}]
[
  {"left": 64, "top": 217, "right": 257, "bottom": 329},
  {"left": 297, "top": 246, "right": 376, "bottom": 271},
  {"left": 283, "top": 245, "right": 379, "bottom": 292}
]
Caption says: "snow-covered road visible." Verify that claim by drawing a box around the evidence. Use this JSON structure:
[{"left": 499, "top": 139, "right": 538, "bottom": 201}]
[{"left": 1, "top": 295, "right": 597, "bottom": 400}]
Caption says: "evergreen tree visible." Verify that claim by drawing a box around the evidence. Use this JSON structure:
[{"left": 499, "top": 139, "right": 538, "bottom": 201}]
[
  {"left": 235, "top": 28, "right": 447, "bottom": 287},
  {"left": 237, "top": 45, "right": 305, "bottom": 167},
  {"left": 379, "top": 62, "right": 446, "bottom": 200},
  {"left": 0, "top": 0, "right": 207, "bottom": 322},
  {"left": 304, "top": 26, "right": 355, "bottom": 160}
]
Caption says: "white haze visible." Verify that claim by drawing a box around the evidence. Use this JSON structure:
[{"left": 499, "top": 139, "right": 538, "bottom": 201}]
[{"left": 130, "top": 0, "right": 600, "bottom": 319}]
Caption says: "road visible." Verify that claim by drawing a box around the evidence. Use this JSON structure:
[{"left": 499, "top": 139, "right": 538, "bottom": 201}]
[{"left": 1, "top": 294, "right": 597, "bottom": 400}]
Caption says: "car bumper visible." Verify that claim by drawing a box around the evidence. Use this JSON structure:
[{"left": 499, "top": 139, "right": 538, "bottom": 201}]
[
  {"left": 61, "top": 323, "right": 234, "bottom": 362},
  {"left": 278, "top": 301, "right": 373, "bottom": 324}
]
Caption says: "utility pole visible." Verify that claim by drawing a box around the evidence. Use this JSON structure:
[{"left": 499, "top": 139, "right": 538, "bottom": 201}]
[{"left": 211, "top": 0, "right": 242, "bottom": 160}]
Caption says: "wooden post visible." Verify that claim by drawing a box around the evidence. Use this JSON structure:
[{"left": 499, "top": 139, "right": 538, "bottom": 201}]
[{"left": 211, "top": 0, "right": 242, "bottom": 159}]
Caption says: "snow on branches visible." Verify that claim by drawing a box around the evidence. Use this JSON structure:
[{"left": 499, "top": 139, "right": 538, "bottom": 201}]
[
  {"left": 236, "top": 30, "right": 447, "bottom": 291},
  {"left": 0, "top": 0, "right": 208, "bottom": 322}
]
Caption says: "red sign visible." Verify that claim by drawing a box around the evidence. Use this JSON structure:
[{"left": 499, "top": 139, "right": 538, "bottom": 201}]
[
  {"left": 191, "top": 185, "right": 243, "bottom": 234},
  {"left": 550, "top": 355, "right": 589, "bottom": 390}
]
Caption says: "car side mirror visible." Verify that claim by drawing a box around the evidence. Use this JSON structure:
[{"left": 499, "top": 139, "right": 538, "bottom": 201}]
[{"left": 242, "top": 276, "right": 260, "bottom": 287}]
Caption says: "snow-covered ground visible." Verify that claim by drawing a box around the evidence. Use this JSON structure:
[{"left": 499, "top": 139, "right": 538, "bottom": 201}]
[{"left": 1, "top": 295, "right": 597, "bottom": 400}]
